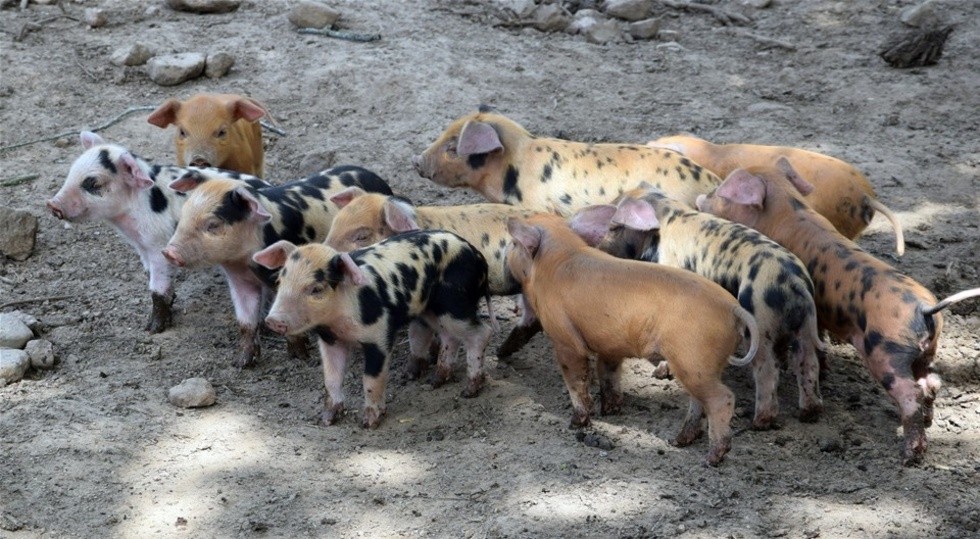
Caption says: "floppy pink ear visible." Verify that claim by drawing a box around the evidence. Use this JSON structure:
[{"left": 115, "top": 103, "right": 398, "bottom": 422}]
[
  {"left": 382, "top": 200, "right": 420, "bottom": 233},
  {"left": 329, "top": 186, "right": 367, "bottom": 208},
  {"left": 80, "top": 131, "right": 105, "bottom": 149},
  {"left": 775, "top": 157, "right": 814, "bottom": 196},
  {"left": 716, "top": 169, "right": 766, "bottom": 207},
  {"left": 253, "top": 240, "right": 297, "bottom": 269},
  {"left": 568, "top": 205, "right": 617, "bottom": 246},
  {"left": 231, "top": 98, "right": 268, "bottom": 122},
  {"left": 457, "top": 120, "right": 503, "bottom": 156},
  {"left": 147, "top": 98, "right": 180, "bottom": 128},
  {"left": 235, "top": 187, "right": 273, "bottom": 223},
  {"left": 612, "top": 198, "right": 660, "bottom": 231},
  {"left": 338, "top": 252, "right": 367, "bottom": 286},
  {"left": 118, "top": 153, "right": 154, "bottom": 190},
  {"left": 507, "top": 218, "right": 541, "bottom": 256},
  {"left": 168, "top": 170, "right": 207, "bottom": 192}
]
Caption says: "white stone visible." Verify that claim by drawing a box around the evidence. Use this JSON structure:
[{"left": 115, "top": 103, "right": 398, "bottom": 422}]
[
  {"left": 25, "top": 339, "right": 56, "bottom": 369},
  {"left": 288, "top": 1, "right": 341, "bottom": 29},
  {"left": 169, "top": 377, "right": 217, "bottom": 408},
  {"left": 532, "top": 3, "right": 569, "bottom": 33},
  {"left": 498, "top": 0, "right": 537, "bottom": 19},
  {"left": 602, "top": 0, "right": 653, "bottom": 22},
  {"left": 205, "top": 52, "right": 235, "bottom": 79},
  {"left": 147, "top": 53, "right": 206, "bottom": 86},
  {"left": 0, "top": 207, "right": 39, "bottom": 261},
  {"left": 84, "top": 8, "right": 108, "bottom": 28},
  {"left": 585, "top": 19, "right": 623, "bottom": 44},
  {"left": 900, "top": 0, "right": 938, "bottom": 28},
  {"left": 165, "top": 0, "right": 242, "bottom": 14},
  {"left": 0, "top": 348, "right": 30, "bottom": 384},
  {"left": 110, "top": 43, "right": 153, "bottom": 67},
  {"left": 6, "top": 311, "right": 39, "bottom": 333},
  {"left": 0, "top": 313, "right": 33, "bottom": 349},
  {"left": 628, "top": 17, "right": 661, "bottom": 40},
  {"left": 566, "top": 15, "right": 598, "bottom": 35},
  {"left": 741, "top": 0, "right": 772, "bottom": 8}
]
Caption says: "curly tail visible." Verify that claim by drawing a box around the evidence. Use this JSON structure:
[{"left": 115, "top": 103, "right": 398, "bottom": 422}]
[
  {"left": 729, "top": 305, "right": 759, "bottom": 367},
  {"left": 867, "top": 197, "right": 905, "bottom": 256},
  {"left": 484, "top": 289, "right": 500, "bottom": 333},
  {"left": 922, "top": 287, "right": 980, "bottom": 317}
]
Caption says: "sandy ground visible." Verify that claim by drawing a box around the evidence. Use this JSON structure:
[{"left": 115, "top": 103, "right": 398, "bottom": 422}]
[{"left": 1, "top": 1, "right": 979, "bottom": 538}]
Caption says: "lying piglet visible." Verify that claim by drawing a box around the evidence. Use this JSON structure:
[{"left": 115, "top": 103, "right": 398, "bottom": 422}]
[
  {"left": 148, "top": 93, "right": 271, "bottom": 177},
  {"left": 47, "top": 131, "right": 265, "bottom": 333},
  {"left": 324, "top": 187, "right": 541, "bottom": 359},
  {"left": 696, "top": 159, "right": 980, "bottom": 466},
  {"left": 506, "top": 214, "right": 760, "bottom": 466},
  {"left": 414, "top": 108, "right": 721, "bottom": 214},
  {"left": 253, "top": 231, "right": 495, "bottom": 428},
  {"left": 162, "top": 166, "right": 392, "bottom": 368},
  {"left": 650, "top": 135, "right": 905, "bottom": 255},
  {"left": 570, "top": 185, "right": 823, "bottom": 429}
]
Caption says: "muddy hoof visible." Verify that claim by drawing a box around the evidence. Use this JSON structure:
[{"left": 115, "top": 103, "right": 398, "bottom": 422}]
[
  {"left": 461, "top": 375, "right": 485, "bottom": 398},
  {"left": 361, "top": 407, "right": 385, "bottom": 429},
  {"left": 321, "top": 404, "right": 345, "bottom": 426},
  {"left": 798, "top": 405, "right": 822, "bottom": 424}
]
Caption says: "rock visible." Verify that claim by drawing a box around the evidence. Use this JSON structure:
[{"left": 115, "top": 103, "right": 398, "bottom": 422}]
[
  {"left": 169, "top": 377, "right": 217, "bottom": 408},
  {"left": 204, "top": 52, "right": 235, "bottom": 79},
  {"left": 0, "top": 313, "right": 33, "bottom": 349},
  {"left": 498, "top": 0, "right": 537, "bottom": 19},
  {"left": 628, "top": 17, "right": 661, "bottom": 40},
  {"left": 585, "top": 19, "right": 623, "bottom": 44},
  {"left": 0, "top": 207, "right": 39, "bottom": 261},
  {"left": 6, "top": 311, "right": 39, "bottom": 333},
  {"left": 900, "top": 0, "right": 938, "bottom": 29},
  {"left": 110, "top": 43, "right": 154, "bottom": 67},
  {"left": 25, "top": 339, "right": 56, "bottom": 369},
  {"left": 146, "top": 53, "right": 206, "bottom": 86},
  {"left": 880, "top": 26, "right": 953, "bottom": 68},
  {"left": 531, "top": 3, "right": 569, "bottom": 33},
  {"left": 741, "top": 0, "right": 772, "bottom": 8},
  {"left": 602, "top": 0, "right": 653, "bottom": 22},
  {"left": 658, "top": 29, "right": 681, "bottom": 42},
  {"left": 288, "top": 1, "right": 341, "bottom": 29},
  {"left": 566, "top": 9, "right": 604, "bottom": 35},
  {"left": 84, "top": 8, "right": 108, "bottom": 28},
  {"left": 164, "top": 0, "right": 242, "bottom": 14},
  {"left": 0, "top": 348, "right": 30, "bottom": 384}
]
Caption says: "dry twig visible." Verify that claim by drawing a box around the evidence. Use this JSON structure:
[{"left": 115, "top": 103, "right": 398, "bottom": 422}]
[
  {"left": 660, "top": 0, "right": 752, "bottom": 26},
  {"left": 296, "top": 27, "right": 381, "bottom": 43},
  {"left": 0, "top": 295, "right": 73, "bottom": 310},
  {"left": 1, "top": 173, "right": 40, "bottom": 187}
]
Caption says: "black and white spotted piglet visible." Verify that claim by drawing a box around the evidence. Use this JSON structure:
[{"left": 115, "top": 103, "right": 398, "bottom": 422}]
[
  {"left": 253, "top": 230, "right": 496, "bottom": 428},
  {"left": 46, "top": 131, "right": 265, "bottom": 333}
]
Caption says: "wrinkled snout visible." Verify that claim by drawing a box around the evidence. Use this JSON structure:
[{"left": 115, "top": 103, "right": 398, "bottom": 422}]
[
  {"left": 162, "top": 245, "right": 185, "bottom": 267},
  {"left": 412, "top": 154, "right": 425, "bottom": 177},
  {"left": 189, "top": 156, "right": 212, "bottom": 168},
  {"left": 46, "top": 199, "right": 65, "bottom": 220},
  {"left": 265, "top": 315, "right": 288, "bottom": 335}
]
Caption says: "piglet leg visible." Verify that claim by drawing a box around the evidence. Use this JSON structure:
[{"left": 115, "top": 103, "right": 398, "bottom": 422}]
[
  {"left": 460, "top": 319, "right": 491, "bottom": 398},
  {"left": 496, "top": 294, "right": 542, "bottom": 358},
  {"left": 222, "top": 265, "right": 264, "bottom": 367},
  {"left": 318, "top": 340, "right": 349, "bottom": 426},
  {"left": 553, "top": 342, "right": 593, "bottom": 428},
  {"left": 145, "top": 251, "right": 175, "bottom": 333},
  {"left": 598, "top": 356, "right": 624, "bottom": 416}
]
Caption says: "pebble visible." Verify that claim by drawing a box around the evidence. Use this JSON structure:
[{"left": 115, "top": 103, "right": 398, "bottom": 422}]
[
  {"left": 500, "top": 0, "right": 537, "bottom": 19},
  {"left": 900, "top": 0, "right": 938, "bottom": 29},
  {"left": 531, "top": 3, "right": 569, "bottom": 33},
  {"left": 6, "top": 311, "right": 39, "bottom": 333},
  {"left": 0, "top": 348, "right": 30, "bottom": 384},
  {"left": 628, "top": 17, "right": 661, "bottom": 40},
  {"left": 110, "top": 43, "right": 154, "bottom": 67},
  {"left": 147, "top": 53, "right": 206, "bottom": 86},
  {"left": 164, "top": 0, "right": 242, "bottom": 14},
  {"left": 288, "top": 1, "right": 341, "bottom": 29},
  {"left": 585, "top": 19, "right": 623, "bottom": 44},
  {"left": 205, "top": 52, "right": 235, "bottom": 79},
  {"left": 84, "top": 8, "right": 108, "bottom": 28},
  {"left": 169, "top": 377, "right": 217, "bottom": 408},
  {"left": 602, "top": 0, "right": 653, "bottom": 22},
  {"left": 566, "top": 10, "right": 601, "bottom": 35},
  {"left": 0, "top": 207, "right": 39, "bottom": 261},
  {"left": 0, "top": 313, "right": 33, "bottom": 349},
  {"left": 741, "top": 0, "right": 772, "bottom": 8},
  {"left": 25, "top": 339, "right": 56, "bottom": 369}
]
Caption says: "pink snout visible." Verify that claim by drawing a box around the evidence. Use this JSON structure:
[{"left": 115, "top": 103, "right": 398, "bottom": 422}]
[
  {"left": 162, "top": 246, "right": 185, "bottom": 267},
  {"left": 265, "top": 316, "right": 288, "bottom": 335},
  {"left": 46, "top": 200, "right": 65, "bottom": 220},
  {"left": 189, "top": 156, "right": 211, "bottom": 168},
  {"left": 694, "top": 194, "right": 707, "bottom": 211}
]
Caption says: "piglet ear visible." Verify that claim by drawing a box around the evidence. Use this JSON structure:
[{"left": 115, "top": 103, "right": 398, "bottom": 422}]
[
  {"left": 80, "top": 131, "right": 105, "bottom": 149},
  {"left": 717, "top": 169, "right": 766, "bottom": 207},
  {"left": 169, "top": 170, "right": 207, "bottom": 193},
  {"left": 383, "top": 200, "right": 420, "bottom": 233},
  {"left": 329, "top": 186, "right": 367, "bottom": 209},
  {"left": 119, "top": 153, "right": 154, "bottom": 190},
  {"left": 775, "top": 157, "right": 814, "bottom": 196},
  {"left": 612, "top": 198, "right": 660, "bottom": 231},
  {"left": 457, "top": 120, "right": 503, "bottom": 156},
  {"left": 507, "top": 218, "right": 541, "bottom": 256},
  {"left": 647, "top": 140, "right": 685, "bottom": 154},
  {"left": 147, "top": 98, "right": 180, "bottom": 128},
  {"left": 231, "top": 98, "right": 268, "bottom": 122},
  {"left": 252, "top": 240, "right": 296, "bottom": 269},
  {"left": 338, "top": 252, "right": 368, "bottom": 286},
  {"left": 568, "top": 204, "right": 616, "bottom": 246},
  {"left": 234, "top": 187, "right": 272, "bottom": 223}
]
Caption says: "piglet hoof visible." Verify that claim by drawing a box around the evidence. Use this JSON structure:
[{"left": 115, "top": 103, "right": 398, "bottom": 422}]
[
  {"left": 495, "top": 321, "right": 543, "bottom": 359},
  {"left": 651, "top": 361, "right": 672, "bottom": 380},
  {"left": 751, "top": 412, "right": 777, "bottom": 431},
  {"left": 797, "top": 404, "right": 822, "bottom": 424},
  {"left": 705, "top": 438, "right": 732, "bottom": 467},
  {"left": 461, "top": 374, "right": 485, "bottom": 399},
  {"left": 286, "top": 334, "right": 311, "bottom": 363},
  {"left": 145, "top": 292, "right": 174, "bottom": 334},
  {"left": 673, "top": 425, "right": 704, "bottom": 448},
  {"left": 429, "top": 367, "right": 454, "bottom": 389},
  {"left": 321, "top": 403, "right": 346, "bottom": 426},
  {"left": 901, "top": 435, "right": 927, "bottom": 467},
  {"left": 600, "top": 395, "right": 623, "bottom": 416},
  {"left": 361, "top": 406, "right": 386, "bottom": 429},
  {"left": 569, "top": 410, "right": 591, "bottom": 429},
  {"left": 405, "top": 355, "right": 427, "bottom": 381}
]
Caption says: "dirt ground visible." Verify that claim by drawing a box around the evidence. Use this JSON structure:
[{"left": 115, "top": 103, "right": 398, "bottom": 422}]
[{"left": 1, "top": 1, "right": 979, "bottom": 538}]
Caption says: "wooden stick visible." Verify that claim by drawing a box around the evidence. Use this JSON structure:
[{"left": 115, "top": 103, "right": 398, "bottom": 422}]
[
  {"left": 734, "top": 30, "right": 797, "bottom": 51},
  {"left": 0, "top": 105, "right": 156, "bottom": 153},
  {"left": 74, "top": 51, "right": 99, "bottom": 82},
  {"left": 0, "top": 295, "right": 73, "bottom": 310},
  {"left": 660, "top": 0, "right": 752, "bottom": 26},
  {"left": 1, "top": 173, "right": 40, "bottom": 187},
  {"left": 296, "top": 27, "right": 381, "bottom": 43}
]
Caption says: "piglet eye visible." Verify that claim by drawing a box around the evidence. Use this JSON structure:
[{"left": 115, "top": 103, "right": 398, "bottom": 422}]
[
  {"left": 178, "top": 128, "right": 188, "bottom": 139},
  {"left": 309, "top": 284, "right": 325, "bottom": 296},
  {"left": 81, "top": 176, "right": 102, "bottom": 195},
  {"left": 446, "top": 141, "right": 457, "bottom": 157},
  {"left": 215, "top": 128, "right": 227, "bottom": 139},
  {"left": 205, "top": 219, "right": 222, "bottom": 233}
]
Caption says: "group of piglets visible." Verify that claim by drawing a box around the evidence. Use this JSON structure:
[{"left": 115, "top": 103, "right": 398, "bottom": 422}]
[{"left": 48, "top": 99, "right": 978, "bottom": 467}]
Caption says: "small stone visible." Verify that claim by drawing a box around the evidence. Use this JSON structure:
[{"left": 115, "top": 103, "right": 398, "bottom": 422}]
[
  {"left": 566, "top": 10, "right": 604, "bottom": 35},
  {"left": 0, "top": 313, "right": 33, "bottom": 349},
  {"left": 0, "top": 207, "right": 39, "bottom": 261},
  {"left": 602, "top": 0, "right": 653, "bottom": 22},
  {"left": 818, "top": 438, "right": 845, "bottom": 453},
  {"left": 585, "top": 19, "right": 623, "bottom": 44},
  {"left": 499, "top": 0, "right": 537, "bottom": 19},
  {"left": 0, "top": 348, "right": 30, "bottom": 384},
  {"left": 165, "top": 0, "right": 242, "bottom": 14},
  {"left": 25, "top": 339, "right": 56, "bottom": 369},
  {"left": 169, "top": 377, "right": 217, "bottom": 408},
  {"left": 84, "top": 8, "right": 108, "bottom": 28},
  {"left": 531, "top": 3, "right": 569, "bottom": 33},
  {"left": 741, "top": 0, "right": 772, "bottom": 8},
  {"left": 628, "top": 17, "right": 661, "bottom": 40},
  {"left": 204, "top": 52, "right": 235, "bottom": 79},
  {"left": 110, "top": 43, "right": 153, "bottom": 67},
  {"left": 147, "top": 53, "right": 206, "bottom": 86},
  {"left": 6, "top": 311, "right": 39, "bottom": 333},
  {"left": 900, "top": 0, "right": 938, "bottom": 29},
  {"left": 288, "top": 1, "right": 341, "bottom": 29},
  {"left": 299, "top": 151, "right": 338, "bottom": 177},
  {"left": 144, "top": 5, "right": 162, "bottom": 18},
  {"left": 658, "top": 29, "right": 681, "bottom": 42}
]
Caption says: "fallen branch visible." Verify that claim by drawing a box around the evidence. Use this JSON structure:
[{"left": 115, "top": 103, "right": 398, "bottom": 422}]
[
  {"left": 0, "top": 105, "right": 156, "bottom": 153},
  {"left": 296, "top": 27, "right": 381, "bottom": 43},
  {"left": 733, "top": 29, "right": 797, "bottom": 51},
  {"left": 1, "top": 173, "right": 40, "bottom": 187},
  {"left": 660, "top": 0, "right": 752, "bottom": 26},
  {"left": 74, "top": 51, "right": 99, "bottom": 82},
  {"left": 259, "top": 120, "right": 287, "bottom": 137},
  {"left": 0, "top": 295, "right": 74, "bottom": 310}
]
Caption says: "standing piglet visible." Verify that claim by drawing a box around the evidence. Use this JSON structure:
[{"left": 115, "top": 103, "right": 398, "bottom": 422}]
[
  {"left": 650, "top": 135, "right": 905, "bottom": 255},
  {"left": 506, "top": 214, "right": 760, "bottom": 466},
  {"left": 253, "top": 231, "right": 495, "bottom": 428},
  {"left": 148, "top": 93, "right": 272, "bottom": 177},
  {"left": 162, "top": 166, "right": 393, "bottom": 367},
  {"left": 414, "top": 108, "right": 721, "bottom": 214},
  {"left": 696, "top": 159, "right": 980, "bottom": 465},
  {"left": 324, "top": 187, "right": 541, "bottom": 358},
  {"left": 46, "top": 131, "right": 265, "bottom": 333},
  {"left": 570, "top": 185, "right": 822, "bottom": 429}
]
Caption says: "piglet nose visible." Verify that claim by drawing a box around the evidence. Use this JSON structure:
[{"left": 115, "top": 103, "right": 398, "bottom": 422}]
[
  {"left": 46, "top": 201, "right": 65, "bottom": 220},
  {"left": 265, "top": 317, "right": 288, "bottom": 335},
  {"left": 190, "top": 157, "right": 211, "bottom": 168},
  {"left": 694, "top": 195, "right": 707, "bottom": 211},
  {"left": 412, "top": 155, "right": 423, "bottom": 173},
  {"left": 162, "top": 246, "right": 184, "bottom": 267}
]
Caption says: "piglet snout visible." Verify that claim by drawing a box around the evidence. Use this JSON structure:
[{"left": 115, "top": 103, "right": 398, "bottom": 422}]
[
  {"left": 162, "top": 246, "right": 185, "bottom": 267},
  {"left": 190, "top": 156, "right": 211, "bottom": 168},
  {"left": 265, "top": 316, "right": 288, "bottom": 335},
  {"left": 412, "top": 155, "right": 424, "bottom": 175},
  {"left": 694, "top": 194, "right": 707, "bottom": 211},
  {"left": 46, "top": 200, "right": 65, "bottom": 220}
]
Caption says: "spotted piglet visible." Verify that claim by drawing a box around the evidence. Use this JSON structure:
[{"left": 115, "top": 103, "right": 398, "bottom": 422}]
[
  {"left": 570, "top": 185, "right": 823, "bottom": 429},
  {"left": 253, "top": 231, "right": 495, "bottom": 428},
  {"left": 162, "top": 166, "right": 393, "bottom": 367},
  {"left": 696, "top": 159, "right": 980, "bottom": 465},
  {"left": 47, "top": 131, "right": 266, "bottom": 333}
]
